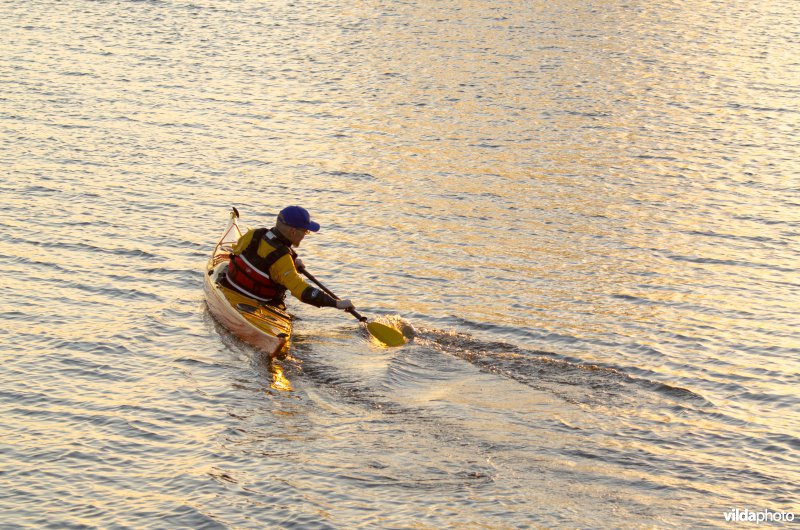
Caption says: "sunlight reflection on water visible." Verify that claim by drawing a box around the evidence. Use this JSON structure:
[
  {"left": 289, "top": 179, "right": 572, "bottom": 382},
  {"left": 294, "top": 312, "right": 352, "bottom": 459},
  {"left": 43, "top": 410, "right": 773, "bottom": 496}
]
[{"left": 1, "top": 0, "right": 798, "bottom": 527}]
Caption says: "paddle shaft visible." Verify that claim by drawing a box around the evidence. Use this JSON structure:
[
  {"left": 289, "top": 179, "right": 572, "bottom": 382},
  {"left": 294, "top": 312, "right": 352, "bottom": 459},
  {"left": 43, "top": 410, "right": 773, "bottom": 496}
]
[{"left": 298, "top": 267, "right": 367, "bottom": 322}]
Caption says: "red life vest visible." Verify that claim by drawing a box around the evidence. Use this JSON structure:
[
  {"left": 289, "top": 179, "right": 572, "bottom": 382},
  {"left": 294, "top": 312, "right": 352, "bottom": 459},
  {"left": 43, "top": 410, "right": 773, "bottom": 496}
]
[{"left": 225, "top": 228, "right": 293, "bottom": 303}]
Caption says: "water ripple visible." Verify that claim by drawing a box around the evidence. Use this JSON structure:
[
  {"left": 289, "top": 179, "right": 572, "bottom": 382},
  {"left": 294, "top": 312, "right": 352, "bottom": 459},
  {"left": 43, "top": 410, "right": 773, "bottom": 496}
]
[{"left": 2, "top": 0, "right": 798, "bottom": 527}]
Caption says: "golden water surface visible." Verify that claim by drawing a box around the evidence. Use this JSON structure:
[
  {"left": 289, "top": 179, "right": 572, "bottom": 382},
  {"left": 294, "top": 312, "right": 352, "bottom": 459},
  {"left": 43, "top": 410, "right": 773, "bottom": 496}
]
[{"left": 1, "top": 0, "right": 798, "bottom": 527}]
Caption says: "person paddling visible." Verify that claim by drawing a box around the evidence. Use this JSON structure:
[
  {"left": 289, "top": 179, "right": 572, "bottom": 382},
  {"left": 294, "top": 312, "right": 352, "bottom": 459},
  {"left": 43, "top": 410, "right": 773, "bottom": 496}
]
[{"left": 221, "top": 206, "right": 355, "bottom": 312}]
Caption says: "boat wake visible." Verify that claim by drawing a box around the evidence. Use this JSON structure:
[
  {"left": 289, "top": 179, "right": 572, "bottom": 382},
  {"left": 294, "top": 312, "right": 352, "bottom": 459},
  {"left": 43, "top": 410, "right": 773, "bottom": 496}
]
[{"left": 413, "top": 327, "right": 710, "bottom": 408}]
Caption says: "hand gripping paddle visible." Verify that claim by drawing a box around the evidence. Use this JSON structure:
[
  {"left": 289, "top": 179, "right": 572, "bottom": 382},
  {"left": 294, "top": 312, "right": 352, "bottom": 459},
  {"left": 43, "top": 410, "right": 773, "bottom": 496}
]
[{"left": 298, "top": 267, "right": 406, "bottom": 347}]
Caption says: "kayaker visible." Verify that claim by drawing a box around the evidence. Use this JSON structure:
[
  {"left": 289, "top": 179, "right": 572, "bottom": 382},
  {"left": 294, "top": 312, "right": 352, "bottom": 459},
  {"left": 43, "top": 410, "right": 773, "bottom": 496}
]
[{"left": 221, "top": 206, "right": 356, "bottom": 312}]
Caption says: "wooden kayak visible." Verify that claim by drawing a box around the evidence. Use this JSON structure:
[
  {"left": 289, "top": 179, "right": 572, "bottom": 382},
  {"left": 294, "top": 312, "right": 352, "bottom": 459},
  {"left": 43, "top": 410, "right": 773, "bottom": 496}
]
[{"left": 204, "top": 208, "right": 292, "bottom": 358}]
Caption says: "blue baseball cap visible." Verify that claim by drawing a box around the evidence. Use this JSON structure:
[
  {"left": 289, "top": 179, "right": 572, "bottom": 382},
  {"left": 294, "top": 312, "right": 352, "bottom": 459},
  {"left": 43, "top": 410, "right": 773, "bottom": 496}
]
[{"left": 278, "top": 206, "right": 320, "bottom": 232}]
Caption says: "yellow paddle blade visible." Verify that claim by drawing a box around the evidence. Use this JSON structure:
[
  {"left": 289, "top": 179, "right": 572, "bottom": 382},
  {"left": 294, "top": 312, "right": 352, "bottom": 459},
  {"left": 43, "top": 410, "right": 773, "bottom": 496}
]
[{"left": 367, "top": 322, "right": 407, "bottom": 347}]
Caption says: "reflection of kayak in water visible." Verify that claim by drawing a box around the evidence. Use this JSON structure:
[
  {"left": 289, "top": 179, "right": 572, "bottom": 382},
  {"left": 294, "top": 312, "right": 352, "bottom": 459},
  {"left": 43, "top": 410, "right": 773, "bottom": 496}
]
[{"left": 204, "top": 208, "right": 292, "bottom": 358}]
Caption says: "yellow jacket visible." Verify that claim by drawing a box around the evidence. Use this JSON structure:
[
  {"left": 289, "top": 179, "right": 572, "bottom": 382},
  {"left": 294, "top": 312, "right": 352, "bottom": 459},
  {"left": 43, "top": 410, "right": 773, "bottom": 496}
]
[{"left": 232, "top": 228, "right": 312, "bottom": 301}]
